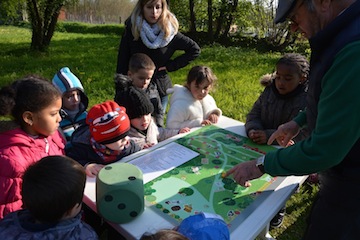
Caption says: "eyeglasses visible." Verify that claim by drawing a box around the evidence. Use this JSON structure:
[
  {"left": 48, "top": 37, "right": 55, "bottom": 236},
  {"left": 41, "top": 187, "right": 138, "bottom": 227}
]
[{"left": 287, "top": 0, "right": 305, "bottom": 27}]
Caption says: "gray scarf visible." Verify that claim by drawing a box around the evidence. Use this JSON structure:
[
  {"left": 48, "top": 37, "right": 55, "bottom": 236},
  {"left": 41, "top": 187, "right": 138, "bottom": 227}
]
[{"left": 137, "top": 16, "right": 175, "bottom": 49}]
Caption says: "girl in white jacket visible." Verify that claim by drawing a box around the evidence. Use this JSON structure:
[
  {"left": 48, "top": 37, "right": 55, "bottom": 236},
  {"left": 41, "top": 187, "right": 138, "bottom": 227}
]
[{"left": 166, "top": 66, "right": 222, "bottom": 129}]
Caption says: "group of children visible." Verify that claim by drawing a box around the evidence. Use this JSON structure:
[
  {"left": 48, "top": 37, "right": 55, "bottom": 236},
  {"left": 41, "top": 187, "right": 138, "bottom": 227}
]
[
  {"left": 0, "top": 52, "right": 222, "bottom": 239},
  {"left": 0, "top": 51, "right": 311, "bottom": 239}
]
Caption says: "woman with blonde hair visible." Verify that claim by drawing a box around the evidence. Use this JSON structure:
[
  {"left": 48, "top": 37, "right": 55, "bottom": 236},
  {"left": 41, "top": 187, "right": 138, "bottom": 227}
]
[{"left": 116, "top": 0, "right": 200, "bottom": 113}]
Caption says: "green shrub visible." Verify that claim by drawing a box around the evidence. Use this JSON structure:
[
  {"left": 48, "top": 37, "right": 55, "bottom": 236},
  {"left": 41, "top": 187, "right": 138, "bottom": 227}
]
[{"left": 56, "top": 21, "right": 124, "bottom": 36}]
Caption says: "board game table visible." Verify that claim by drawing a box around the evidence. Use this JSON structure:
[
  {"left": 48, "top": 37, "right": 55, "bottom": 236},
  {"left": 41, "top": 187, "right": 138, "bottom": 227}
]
[{"left": 83, "top": 116, "right": 307, "bottom": 240}]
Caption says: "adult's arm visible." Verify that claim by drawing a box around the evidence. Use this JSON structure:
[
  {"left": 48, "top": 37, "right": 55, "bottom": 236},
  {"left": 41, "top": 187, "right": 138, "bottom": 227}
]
[
  {"left": 265, "top": 42, "right": 360, "bottom": 176},
  {"left": 116, "top": 23, "right": 132, "bottom": 74},
  {"left": 165, "top": 33, "right": 200, "bottom": 72}
]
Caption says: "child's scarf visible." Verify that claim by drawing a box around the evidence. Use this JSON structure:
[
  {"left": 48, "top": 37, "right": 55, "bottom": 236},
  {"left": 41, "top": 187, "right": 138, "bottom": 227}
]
[
  {"left": 137, "top": 16, "right": 175, "bottom": 49},
  {"left": 90, "top": 137, "right": 122, "bottom": 163}
]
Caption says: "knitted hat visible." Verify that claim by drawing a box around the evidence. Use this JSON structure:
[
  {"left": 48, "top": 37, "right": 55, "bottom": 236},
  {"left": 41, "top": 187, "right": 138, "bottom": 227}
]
[
  {"left": 52, "top": 67, "right": 84, "bottom": 94},
  {"left": 177, "top": 212, "right": 230, "bottom": 240},
  {"left": 86, "top": 100, "right": 130, "bottom": 144},
  {"left": 115, "top": 86, "right": 154, "bottom": 120},
  {"left": 52, "top": 67, "right": 89, "bottom": 107}
]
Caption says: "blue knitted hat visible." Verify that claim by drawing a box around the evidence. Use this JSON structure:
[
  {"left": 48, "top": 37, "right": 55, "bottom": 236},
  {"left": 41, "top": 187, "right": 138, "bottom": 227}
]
[
  {"left": 52, "top": 67, "right": 89, "bottom": 110},
  {"left": 52, "top": 67, "right": 85, "bottom": 94},
  {"left": 177, "top": 212, "right": 230, "bottom": 240}
]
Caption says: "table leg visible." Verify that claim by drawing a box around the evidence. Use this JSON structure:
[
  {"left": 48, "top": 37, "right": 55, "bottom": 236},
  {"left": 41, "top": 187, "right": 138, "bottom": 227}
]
[{"left": 258, "top": 223, "right": 276, "bottom": 240}]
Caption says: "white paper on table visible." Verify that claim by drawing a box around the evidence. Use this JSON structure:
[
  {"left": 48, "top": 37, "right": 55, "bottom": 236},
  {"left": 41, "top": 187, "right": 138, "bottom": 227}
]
[{"left": 129, "top": 142, "right": 199, "bottom": 183}]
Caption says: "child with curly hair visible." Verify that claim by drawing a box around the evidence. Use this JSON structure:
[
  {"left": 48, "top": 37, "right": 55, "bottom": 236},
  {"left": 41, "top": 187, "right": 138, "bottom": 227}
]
[{"left": 0, "top": 76, "right": 65, "bottom": 219}]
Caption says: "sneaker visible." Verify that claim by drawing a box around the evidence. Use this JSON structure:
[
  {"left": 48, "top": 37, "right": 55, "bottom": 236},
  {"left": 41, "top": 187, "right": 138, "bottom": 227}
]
[{"left": 270, "top": 207, "right": 286, "bottom": 228}]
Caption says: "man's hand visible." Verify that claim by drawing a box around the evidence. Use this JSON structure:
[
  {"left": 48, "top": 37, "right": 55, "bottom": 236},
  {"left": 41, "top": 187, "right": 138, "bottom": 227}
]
[
  {"left": 224, "top": 160, "right": 264, "bottom": 187},
  {"left": 268, "top": 120, "right": 300, "bottom": 147}
]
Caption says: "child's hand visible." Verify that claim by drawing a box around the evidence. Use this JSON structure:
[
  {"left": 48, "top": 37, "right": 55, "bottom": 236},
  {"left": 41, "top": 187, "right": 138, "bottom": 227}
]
[
  {"left": 158, "top": 66, "right": 167, "bottom": 71},
  {"left": 201, "top": 119, "right": 212, "bottom": 126},
  {"left": 179, "top": 127, "right": 191, "bottom": 133},
  {"left": 207, "top": 113, "right": 219, "bottom": 123},
  {"left": 248, "top": 129, "right": 267, "bottom": 144},
  {"left": 85, "top": 163, "right": 104, "bottom": 177},
  {"left": 143, "top": 143, "right": 155, "bottom": 149}
]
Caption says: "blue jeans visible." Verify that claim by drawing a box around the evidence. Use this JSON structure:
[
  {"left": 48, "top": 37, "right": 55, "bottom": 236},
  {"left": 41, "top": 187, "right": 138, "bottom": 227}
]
[{"left": 161, "top": 95, "right": 168, "bottom": 114}]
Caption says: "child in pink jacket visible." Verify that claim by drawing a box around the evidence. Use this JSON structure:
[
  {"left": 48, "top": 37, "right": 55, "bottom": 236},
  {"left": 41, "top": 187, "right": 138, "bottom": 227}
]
[{"left": 0, "top": 75, "right": 65, "bottom": 219}]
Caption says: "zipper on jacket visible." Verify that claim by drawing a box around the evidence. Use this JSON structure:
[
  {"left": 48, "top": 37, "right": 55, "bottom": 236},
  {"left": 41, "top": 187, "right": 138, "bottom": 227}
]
[{"left": 44, "top": 138, "right": 49, "bottom": 154}]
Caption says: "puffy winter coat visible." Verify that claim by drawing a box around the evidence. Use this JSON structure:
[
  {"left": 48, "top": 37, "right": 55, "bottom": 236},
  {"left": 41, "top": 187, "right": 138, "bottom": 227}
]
[
  {"left": 0, "top": 209, "right": 98, "bottom": 239},
  {"left": 166, "top": 84, "right": 222, "bottom": 129},
  {"left": 0, "top": 125, "right": 65, "bottom": 219}
]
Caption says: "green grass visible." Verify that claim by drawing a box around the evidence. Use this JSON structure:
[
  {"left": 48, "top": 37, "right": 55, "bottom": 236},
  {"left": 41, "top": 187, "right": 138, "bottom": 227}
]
[{"left": 0, "top": 24, "right": 318, "bottom": 239}]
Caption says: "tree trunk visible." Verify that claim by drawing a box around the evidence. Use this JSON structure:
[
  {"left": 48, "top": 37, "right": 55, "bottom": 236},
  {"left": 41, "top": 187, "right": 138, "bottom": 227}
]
[
  {"left": 28, "top": 0, "right": 44, "bottom": 50},
  {"left": 207, "top": 0, "right": 213, "bottom": 41},
  {"left": 214, "top": 1, "right": 226, "bottom": 39},
  {"left": 26, "top": 0, "right": 63, "bottom": 51},
  {"left": 189, "top": 0, "right": 196, "bottom": 33},
  {"left": 221, "top": 0, "right": 238, "bottom": 39}
]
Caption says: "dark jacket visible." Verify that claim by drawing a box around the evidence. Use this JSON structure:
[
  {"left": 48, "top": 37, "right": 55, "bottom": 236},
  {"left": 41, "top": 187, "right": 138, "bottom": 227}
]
[
  {"left": 265, "top": 0, "right": 360, "bottom": 178},
  {"left": 245, "top": 82, "right": 309, "bottom": 144},
  {"left": 306, "top": 0, "right": 360, "bottom": 179},
  {"left": 146, "top": 81, "right": 164, "bottom": 127},
  {"left": 0, "top": 210, "right": 98, "bottom": 240},
  {"left": 114, "top": 74, "right": 164, "bottom": 127},
  {"left": 116, "top": 19, "right": 200, "bottom": 97},
  {"left": 66, "top": 124, "right": 141, "bottom": 166}
]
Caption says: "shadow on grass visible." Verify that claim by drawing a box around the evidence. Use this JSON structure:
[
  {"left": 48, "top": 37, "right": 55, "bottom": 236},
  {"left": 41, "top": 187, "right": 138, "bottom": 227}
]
[{"left": 270, "top": 183, "right": 319, "bottom": 240}]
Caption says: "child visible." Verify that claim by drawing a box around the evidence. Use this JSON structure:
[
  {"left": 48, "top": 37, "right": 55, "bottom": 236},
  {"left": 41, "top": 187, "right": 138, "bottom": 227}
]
[
  {"left": 0, "top": 75, "right": 65, "bottom": 219},
  {"left": 115, "top": 53, "right": 164, "bottom": 127},
  {"left": 245, "top": 53, "right": 310, "bottom": 228},
  {"left": 66, "top": 100, "right": 141, "bottom": 177},
  {"left": 140, "top": 230, "right": 188, "bottom": 240},
  {"left": 116, "top": 0, "right": 200, "bottom": 112},
  {"left": 245, "top": 53, "right": 309, "bottom": 145},
  {"left": 52, "top": 67, "right": 89, "bottom": 148},
  {"left": 166, "top": 66, "right": 222, "bottom": 129},
  {"left": 0, "top": 155, "right": 98, "bottom": 239},
  {"left": 140, "top": 212, "right": 229, "bottom": 240},
  {"left": 116, "top": 85, "right": 190, "bottom": 149}
]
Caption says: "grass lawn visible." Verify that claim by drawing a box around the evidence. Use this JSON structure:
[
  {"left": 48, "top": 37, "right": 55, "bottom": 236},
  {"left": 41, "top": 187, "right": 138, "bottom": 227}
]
[{"left": 0, "top": 24, "right": 319, "bottom": 239}]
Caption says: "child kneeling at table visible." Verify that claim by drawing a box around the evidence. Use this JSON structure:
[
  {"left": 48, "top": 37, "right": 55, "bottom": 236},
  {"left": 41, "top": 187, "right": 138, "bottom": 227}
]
[
  {"left": 0, "top": 155, "right": 98, "bottom": 239},
  {"left": 140, "top": 212, "right": 230, "bottom": 240}
]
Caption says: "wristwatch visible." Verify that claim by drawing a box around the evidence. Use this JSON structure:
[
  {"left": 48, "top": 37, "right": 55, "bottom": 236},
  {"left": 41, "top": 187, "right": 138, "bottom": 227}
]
[{"left": 256, "top": 155, "right": 265, "bottom": 173}]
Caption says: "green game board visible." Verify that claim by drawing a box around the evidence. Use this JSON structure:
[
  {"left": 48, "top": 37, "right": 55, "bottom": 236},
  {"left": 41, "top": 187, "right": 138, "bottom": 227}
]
[{"left": 143, "top": 125, "right": 277, "bottom": 226}]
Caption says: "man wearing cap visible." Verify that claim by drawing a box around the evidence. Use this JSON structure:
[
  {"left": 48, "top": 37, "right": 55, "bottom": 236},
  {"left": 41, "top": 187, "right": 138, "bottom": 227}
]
[
  {"left": 226, "top": 0, "right": 360, "bottom": 239},
  {"left": 67, "top": 100, "right": 141, "bottom": 177}
]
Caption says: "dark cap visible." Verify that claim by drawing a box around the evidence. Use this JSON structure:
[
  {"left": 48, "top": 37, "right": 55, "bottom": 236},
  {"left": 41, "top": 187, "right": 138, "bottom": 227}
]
[
  {"left": 274, "top": 0, "right": 297, "bottom": 24},
  {"left": 115, "top": 86, "right": 154, "bottom": 120}
]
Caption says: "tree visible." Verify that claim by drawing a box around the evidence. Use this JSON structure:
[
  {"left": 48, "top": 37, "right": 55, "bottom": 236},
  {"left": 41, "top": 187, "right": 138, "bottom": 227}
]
[
  {"left": 207, "top": 0, "right": 213, "bottom": 41},
  {"left": 189, "top": 0, "right": 196, "bottom": 33},
  {"left": 0, "top": 0, "right": 26, "bottom": 24},
  {"left": 214, "top": 0, "right": 239, "bottom": 39},
  {"left": 26, "top": 0, "right": 75, "bottom": 51}
]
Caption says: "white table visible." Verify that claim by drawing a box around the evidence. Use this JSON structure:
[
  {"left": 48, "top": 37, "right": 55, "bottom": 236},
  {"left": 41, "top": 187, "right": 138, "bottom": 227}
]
[{"left": 83, "top": 116, "right": 307, "bottom": 240}]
